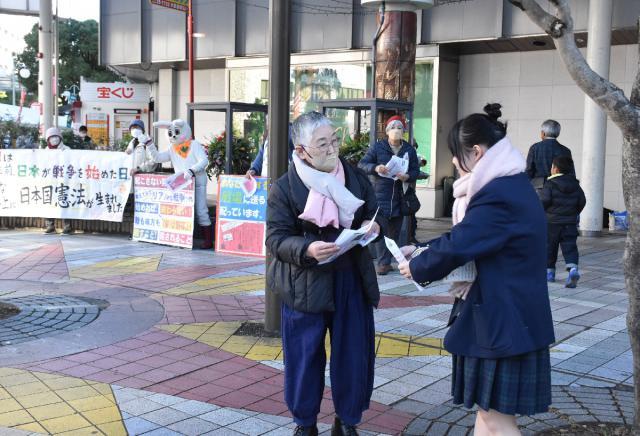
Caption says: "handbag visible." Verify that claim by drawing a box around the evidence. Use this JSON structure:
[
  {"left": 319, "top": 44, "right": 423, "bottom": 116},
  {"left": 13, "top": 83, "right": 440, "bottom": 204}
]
[{"left": 400, "top": 185, "right": 421, "bottom": 216}]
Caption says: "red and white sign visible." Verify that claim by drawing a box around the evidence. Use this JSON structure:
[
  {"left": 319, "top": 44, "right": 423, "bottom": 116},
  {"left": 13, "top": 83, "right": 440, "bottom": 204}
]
[{"left": 81, "top": 81, "right": 150, "bottom": 103}]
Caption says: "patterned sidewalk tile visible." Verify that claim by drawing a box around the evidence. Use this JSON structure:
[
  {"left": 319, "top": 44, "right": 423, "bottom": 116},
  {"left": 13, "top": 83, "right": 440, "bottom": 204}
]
[
  {"left": 70, "top": 255, "right": 161, "bottom": 279},
  {"left": 155, "top": 294, "right": 265, "bottom": 324},
  {"left": 0, "top": 242, "right": 68, "bottom": 282},
  {"left": 0, "top": 367, "right": 125, "bottom": 435},
  {"left": 161, "top": 275, "right": 266, "bottom": 297}
]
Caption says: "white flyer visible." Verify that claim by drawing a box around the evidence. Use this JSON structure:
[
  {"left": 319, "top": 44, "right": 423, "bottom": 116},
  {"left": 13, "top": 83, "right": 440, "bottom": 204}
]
[
  {"left": 318, "top": 209, "right": 379, "bottom": 265},
  {"left": 442, "top": 261, "right": 477, "bottom": 283},
  {"left": 384, "top": 237, "right": 426, "bottom": 291},
  {"left": 381, "top": 153, "right": 409, "bottom": 180}
]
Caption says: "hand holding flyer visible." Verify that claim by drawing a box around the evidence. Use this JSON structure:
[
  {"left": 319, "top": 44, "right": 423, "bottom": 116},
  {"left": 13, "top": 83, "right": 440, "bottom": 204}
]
[
  {"left": 318, "top": 209, "right": 379, "bottom": 265},
  {"left": 384, "top": 237, "right": 426, "bottom": 291},
  {"left": 381, "top": 154, "right": 409, "bottom": 180}
]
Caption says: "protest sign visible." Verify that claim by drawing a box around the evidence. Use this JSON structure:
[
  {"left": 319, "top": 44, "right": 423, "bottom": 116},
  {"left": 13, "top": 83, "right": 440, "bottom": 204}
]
[
  {"left": 132, "top": 173, "right": 195, "bottom": 249},
  {"left": 215, "top": 175, "right": 268, "bottom": 257},
  {"left": 0, "top": 149, "right": 132, "bottom": 222}
]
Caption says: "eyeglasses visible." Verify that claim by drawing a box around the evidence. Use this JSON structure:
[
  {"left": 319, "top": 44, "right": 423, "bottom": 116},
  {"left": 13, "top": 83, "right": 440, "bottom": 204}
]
[{"left": 303, "top": 137, "right": 339, "bottom": 153}]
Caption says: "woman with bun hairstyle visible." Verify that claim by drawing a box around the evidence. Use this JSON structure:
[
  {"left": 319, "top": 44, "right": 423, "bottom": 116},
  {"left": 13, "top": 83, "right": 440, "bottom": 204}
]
[{"left": 399, "top": 104, "right": 555, "bottom": 435}]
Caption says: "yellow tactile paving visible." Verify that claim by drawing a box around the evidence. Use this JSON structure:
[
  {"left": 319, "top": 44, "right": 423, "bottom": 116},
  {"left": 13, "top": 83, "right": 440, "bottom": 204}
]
[
  {"left": 159, "top": 321, "right": 449, "bottom": 361},
  {"left": 0, "top": 368, "right": 126, "bottom": 435},
  {"left": 70, "top": 255, "right": 161, "bottom": 279},
  {"left": 162, "top": 275, "right": 266, "bottom": 296}
]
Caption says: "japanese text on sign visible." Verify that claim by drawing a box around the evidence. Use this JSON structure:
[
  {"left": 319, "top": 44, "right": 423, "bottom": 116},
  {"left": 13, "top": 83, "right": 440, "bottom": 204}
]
[
  {"left": 215, "top": 175, "right": 269, "bottom": 257},
  {"left": 0, "top": 150, "right": 132, "bottom": 221},
  {"left": 133, "top": 173, "right": 195, "bottom": 249}
]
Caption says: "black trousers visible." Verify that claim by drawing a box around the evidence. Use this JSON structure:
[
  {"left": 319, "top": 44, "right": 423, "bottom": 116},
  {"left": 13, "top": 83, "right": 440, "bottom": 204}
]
[
  {"left": 547, "top": 223, "right": 579, "bottom": 269},
  {"left": 378, "top": 216, "right": 403, "bottom": 266}
]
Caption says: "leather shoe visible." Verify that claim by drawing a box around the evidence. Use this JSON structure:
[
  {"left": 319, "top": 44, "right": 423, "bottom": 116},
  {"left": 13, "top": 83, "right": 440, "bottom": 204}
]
[
  {"left": 331, "top": 417, "right": 358, "bottom": 436},
  {"left": 293, "top": 425, "right": 318, "bottom": 436},
  {"left": 376, "top": 264, "right": 393, "bottom": 276}
]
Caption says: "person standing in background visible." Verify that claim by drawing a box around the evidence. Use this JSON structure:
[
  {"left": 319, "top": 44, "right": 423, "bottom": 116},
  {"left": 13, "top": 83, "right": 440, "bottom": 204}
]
[
  {"left": 358, "top": 116, "right": 419, "bottom": 275},
  {"left": 526, "top": 119, "right": 574, "bottom": 194},
  {"left": 42, "top": 127, "right": 72, "bottom": 235}
]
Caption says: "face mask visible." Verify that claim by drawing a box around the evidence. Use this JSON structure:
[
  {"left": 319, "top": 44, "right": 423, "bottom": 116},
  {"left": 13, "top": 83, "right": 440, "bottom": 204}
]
[
  {"left": 387, "top": 128, "right": 403, "bottom": 141},
  {"left": 49, "top": 137, "right": 61, "bottom": 147},
  {"left": 79, "top": 133, "right": 87, "bottom": 139},
  {"left": 131, "top": 128, "right": 143, "bottom": 138},
  {"left": 302, "top": 146, "right": 337, "bottom": 173}
]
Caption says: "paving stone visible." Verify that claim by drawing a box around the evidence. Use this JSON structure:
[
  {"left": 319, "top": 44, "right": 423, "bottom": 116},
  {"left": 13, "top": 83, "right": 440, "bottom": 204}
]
[
  {"left": 123, "top": 417, "right": 160, "bottom": 434},
  {"left": 447, "top": 424, "right": 470, "bottom": 436},
  {"left": 200, "top": 409, "right": 248, "bottom": 426},
  {"left": 440, "top": 408, "right": 468, "bottom": 424},
  {"left": 168, "top": 417, "right": 219, "bottom": 434},
  {"left": 227, "top": 416, "right": 279, "bottom": 435},
  {"left": 405, "top": 418, "right": 431, "bottom": 435},
  {"left": 425, "top": 421, "right": 450, "bottom": 436}
]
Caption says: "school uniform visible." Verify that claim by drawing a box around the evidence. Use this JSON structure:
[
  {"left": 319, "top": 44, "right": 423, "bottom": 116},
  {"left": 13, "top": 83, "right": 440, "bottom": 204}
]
[{"left": 409, "top": 173, "right": 555, "bottom": 415}]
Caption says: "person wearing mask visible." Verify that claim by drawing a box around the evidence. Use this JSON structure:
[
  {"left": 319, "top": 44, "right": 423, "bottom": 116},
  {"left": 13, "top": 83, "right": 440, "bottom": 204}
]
[
  {"left": 43, "top": 127, "right": 72, "bottom": 235},
  {"left": 125, "top": 120, "right": 157, "bottom": 175},
  {"left": 540, "top": 155, "right": 586, "bottom": 287},
  {"left": 399, "top": 108, "right": 555, "bottom": 436},
  {"left": 77, "top": 125, "right": 94, "bottom": 149},
  {"left": 245, "top": 127, "right": 295, "bottom": 178},
  {"left": 358, "top": 115, "right": 419, "bottom": 275},
  {"left": 526, "top": 119, "right": 574, "bottom": 194},
  {"left": 266, "top": 112, "right": 384, "bottom": 436}
]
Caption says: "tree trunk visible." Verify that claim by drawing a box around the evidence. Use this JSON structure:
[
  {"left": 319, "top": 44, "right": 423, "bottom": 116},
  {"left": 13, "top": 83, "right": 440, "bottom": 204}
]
[{"left": 622, "top": 133, "right": 640, "bottom": 430}]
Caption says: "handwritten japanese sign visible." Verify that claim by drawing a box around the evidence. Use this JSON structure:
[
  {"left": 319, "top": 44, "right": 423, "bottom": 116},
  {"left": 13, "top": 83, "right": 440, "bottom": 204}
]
[
  {"left": 0, "top": 150, "right": 132, "bottom": 222},
  {"left": 133, "top": 173, "right": 195, "bottom": 249},
  {"left": 215, "top": 175, "right": 268, "bottom": 257}
]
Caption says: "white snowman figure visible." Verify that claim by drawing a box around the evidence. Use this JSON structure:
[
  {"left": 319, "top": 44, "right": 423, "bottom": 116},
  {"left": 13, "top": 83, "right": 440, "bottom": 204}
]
[{"left": 148, "top": 119, "right": 213, "bottom": 249}]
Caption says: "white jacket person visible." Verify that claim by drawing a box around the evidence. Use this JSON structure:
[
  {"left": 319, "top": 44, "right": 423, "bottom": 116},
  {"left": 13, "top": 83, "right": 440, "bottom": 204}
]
[{"left": 148, "top": 119, "right": 212, "bottom": 249}]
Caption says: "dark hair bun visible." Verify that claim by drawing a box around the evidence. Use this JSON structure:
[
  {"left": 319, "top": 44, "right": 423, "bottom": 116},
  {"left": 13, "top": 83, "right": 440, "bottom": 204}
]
[{"left": 483, "top": 103, "right": 502, "bottom": 121}]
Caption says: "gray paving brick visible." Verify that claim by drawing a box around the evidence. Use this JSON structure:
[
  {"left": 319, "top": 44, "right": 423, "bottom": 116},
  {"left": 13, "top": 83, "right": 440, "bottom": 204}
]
[
  {"left": 426, "top": 421, "right": 450, "bottom": 436},
  {"left": 167, "top": 417, "right": 219, "bottom": 435}
]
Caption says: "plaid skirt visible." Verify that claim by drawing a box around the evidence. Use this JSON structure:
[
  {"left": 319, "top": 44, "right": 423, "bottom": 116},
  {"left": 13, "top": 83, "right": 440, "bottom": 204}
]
[{"left": 451, "top": 348, "right": 552, "bottom": 416}]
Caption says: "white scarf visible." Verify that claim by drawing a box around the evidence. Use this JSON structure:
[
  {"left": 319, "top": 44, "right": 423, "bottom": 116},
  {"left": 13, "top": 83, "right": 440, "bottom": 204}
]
[{"left": 292, "top": 153, "right": 364, "bottom": 229}]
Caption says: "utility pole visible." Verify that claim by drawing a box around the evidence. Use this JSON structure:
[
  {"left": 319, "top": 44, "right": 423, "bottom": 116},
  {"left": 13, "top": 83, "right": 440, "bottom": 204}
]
[
  {"left": 38, "top": 0, "right": 53, "bottom": 133},
  {"left": 187, "top": 0, "right": 194, "bottom": 103},
  {"left": 264, "top": 0, "right": 291, "bottom": 334}
]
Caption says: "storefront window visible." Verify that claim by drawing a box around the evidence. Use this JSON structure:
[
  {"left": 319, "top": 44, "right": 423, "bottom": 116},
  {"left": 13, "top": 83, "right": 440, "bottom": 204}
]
[{"left": 414, "top": 62, "right": 434, "bottom": 178}]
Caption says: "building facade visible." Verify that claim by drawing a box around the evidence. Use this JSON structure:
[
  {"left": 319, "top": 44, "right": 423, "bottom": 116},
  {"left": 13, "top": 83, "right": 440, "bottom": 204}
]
[{"left": 100, "top": 0, "right": 640, "bottom": 218}]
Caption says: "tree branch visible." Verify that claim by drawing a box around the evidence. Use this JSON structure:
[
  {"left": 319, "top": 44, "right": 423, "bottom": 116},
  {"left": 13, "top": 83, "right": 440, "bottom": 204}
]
[
  {"left": 509, "top": 0, "right": 640, "bottom": 137},
  {"left": 507, "top": 0, "right": 567, "bottom": 37}
]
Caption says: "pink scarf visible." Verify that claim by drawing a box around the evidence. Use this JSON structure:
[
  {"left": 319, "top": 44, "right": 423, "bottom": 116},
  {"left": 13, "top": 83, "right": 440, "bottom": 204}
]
[
  {"left": 298, "top": 159, "right": 347, "bottom": 229},
  {"left": 449, "top": 137, "right": 526, "bottom": 298}
]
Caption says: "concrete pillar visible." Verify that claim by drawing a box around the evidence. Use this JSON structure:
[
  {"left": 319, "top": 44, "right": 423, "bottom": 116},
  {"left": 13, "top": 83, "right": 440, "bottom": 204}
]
[
  {"left": 38, "top": 0, "right": 53, "bottom": 133},
  {"left": 580, "top": 0, "right": 613, "bottom": 235}
]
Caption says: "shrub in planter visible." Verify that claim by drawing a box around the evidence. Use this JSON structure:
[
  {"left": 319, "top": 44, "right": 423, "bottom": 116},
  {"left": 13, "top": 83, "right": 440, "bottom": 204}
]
[{"left": 205, "top": 132, "right": 256, "bottom": 179}]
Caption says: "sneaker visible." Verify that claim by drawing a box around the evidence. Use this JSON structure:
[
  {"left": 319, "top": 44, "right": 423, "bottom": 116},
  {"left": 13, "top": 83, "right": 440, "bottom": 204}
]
[
  {"left": 293, "top": 425, "right": 318, "bottom": 436},
  {"left": 376, "top": 264, "right": 393, "bottom": 276},
  {"left": 44, "top": 225, "right": 56, "bottom": 234},
  {"left": 62, "top": 225, "right": 73, "bottom": 235},
  {"left": 566, "top": 267, "right": 580, "bottom": 288},
  {"left": 546, "top": 269, "right": 555, "bottom": 283},
  {"left": 331, "top": 417, "right": 359, "bottom": 436}
]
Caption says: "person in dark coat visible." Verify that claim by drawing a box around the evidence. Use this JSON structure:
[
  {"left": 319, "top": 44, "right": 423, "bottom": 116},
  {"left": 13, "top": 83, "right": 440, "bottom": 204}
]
[
  {"left": 526, "top": 119, "right": 574, "bottom": 194},
  {"left": 266, "top": 112, "right": 385, "bottom": 436},
  {"left": 540, "top": 155, "right": 586, "bottom": 288},
  {"left": 358, "top": 115, "right": 420, "bottom": 275},
  {"left": 398, "top": 111, "right": 555, "bottom": 435}
]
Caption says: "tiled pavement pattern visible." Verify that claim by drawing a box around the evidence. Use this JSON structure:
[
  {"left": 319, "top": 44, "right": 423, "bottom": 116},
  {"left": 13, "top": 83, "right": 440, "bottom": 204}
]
[
  {"left": 0, "top": 295, "right": 104, "bottom": 346},
  {"left": 0, "top": 224, "right": 634, "bottom": 435}
]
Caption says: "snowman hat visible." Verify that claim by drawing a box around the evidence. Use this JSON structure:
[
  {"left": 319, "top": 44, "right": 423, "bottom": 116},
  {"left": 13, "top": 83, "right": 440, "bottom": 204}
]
[{"left": 385, "top": 115, "right": 406, "bottom": 131}]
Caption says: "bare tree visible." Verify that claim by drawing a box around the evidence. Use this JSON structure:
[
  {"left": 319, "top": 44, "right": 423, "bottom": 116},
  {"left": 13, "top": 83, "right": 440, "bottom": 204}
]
[{"left": 506, "top": 0, "right": 640, "bottom": 429}]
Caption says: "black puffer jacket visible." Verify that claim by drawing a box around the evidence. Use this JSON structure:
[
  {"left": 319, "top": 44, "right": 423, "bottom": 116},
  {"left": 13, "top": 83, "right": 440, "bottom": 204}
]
[
  {"left": 266, "top": 158, "right": 386, "bottom": 313},
  {"left": 540, "top": 174, "right": 586, "bottom": 224}
]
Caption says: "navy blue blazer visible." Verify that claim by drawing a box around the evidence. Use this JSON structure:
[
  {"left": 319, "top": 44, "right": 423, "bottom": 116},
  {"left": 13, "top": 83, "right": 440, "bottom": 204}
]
[{"left": 409, "top": 173, "right": 555, "bottom": 359}]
